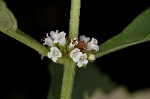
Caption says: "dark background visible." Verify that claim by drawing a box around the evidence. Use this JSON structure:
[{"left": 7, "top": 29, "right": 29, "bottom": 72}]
[{"left": 0, "top": 0, "right": 150, "bottom": 99}]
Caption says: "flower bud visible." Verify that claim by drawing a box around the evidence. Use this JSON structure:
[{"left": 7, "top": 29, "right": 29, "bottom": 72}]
[{"left": 87, "top": 54, "right": 95, "bottom": 61}]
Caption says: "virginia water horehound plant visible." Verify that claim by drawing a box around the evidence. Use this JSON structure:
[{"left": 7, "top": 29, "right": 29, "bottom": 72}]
[{"left": 0, "top": 0, "right": 150, "bottom": 99}]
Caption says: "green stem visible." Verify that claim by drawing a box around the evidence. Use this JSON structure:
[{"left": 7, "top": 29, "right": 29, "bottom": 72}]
[
  {"left": 61, "top": 60, "right": 76, "bottom": 99},
  {"left": 69, "top": 0, "right": 81, "bottom": 39},
  {"left": 60, "top": 0, "right": 81, "bottom": 98},
  {"left": 2, "top": 29, "right": 49, "bottom": 56}
]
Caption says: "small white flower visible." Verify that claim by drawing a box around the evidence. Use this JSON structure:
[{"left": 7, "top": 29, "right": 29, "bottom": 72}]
[
  {"left": 86, "top": 38, "right": 99, "bottom": 52},
  {"left": 79, "top": 35, "right": 90, "bottom": 43},
  {"left": 57, "top": 31, "right": 66, "bottom": 45},
  {"left": 77, "top": 53, "right": 88, "bottom": 67},
  {"left": 47, "top": 47, "right": 62, "bottom": 62},
  {"left": 69, "top": 38, "right": 78, "bottom": 49},
  {"left": 50, "top": 30, "right": 66, "bottom": 45},
  {"left": 43, "top": 33, "right": 54, "bottom": 47},
  {"left": 50, "top": 30, "right": 59, "bottom": 39},
  {"left": 70, "top": 48, "right": 82, "bottom": 62}
]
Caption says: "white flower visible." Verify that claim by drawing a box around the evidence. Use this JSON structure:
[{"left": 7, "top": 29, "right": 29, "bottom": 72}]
[
  {"left": 70, "top": 48, "right": 82, "bottom": 62},
  {"left": 86, "top": 38, "right": 99, "bottom": 52},
  {"left": 50, "top": 30, "right": 59, "bottom": 39},
  {"left": 50, "top": 30, "right": 66, "bottom": 45},
  {"left": 47, "top": 47, "right": 62, "bottom": 62},
  {"left": 57, "top": 31, "right": 66, "bottom": 45},
  {"left": 69, "top": 38, "right": 78, "bottom": 49},
  {"left": 77, "top": 53, "right": 88, "bottom": 67},
  {"left": 79, "top": 35, "right": 90, "bottom": 43},
  {"left": 43, "top": 33, "right": 54, "bottom": 47}
]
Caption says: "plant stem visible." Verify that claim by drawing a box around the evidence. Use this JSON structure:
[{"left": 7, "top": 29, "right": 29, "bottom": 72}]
[
  {"left": 61, "top": 60, "right": 76, "bottom": 99},
  {"left": 60, "top": 0, "right": 81, "bottom": 98},
  {"left": 69, "top": 0, "right": 81, "bottom": 39},
  {"left": 2, "top": 29, "right": 49, "bottom": 56}
]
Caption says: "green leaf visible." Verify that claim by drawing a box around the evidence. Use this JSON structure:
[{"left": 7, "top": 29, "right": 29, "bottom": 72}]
[
  {"left": 96, "top": 7, "right": 150, "bottom": 58},
  {"left": 72, "top": 64, "right": 116, "bottom": 99},
  {"left": 47, "top": 63, "right": 63, "bottom": 99},
  {"left": 0, "top": 1, "right": 17, "bottom": 31},
  {"left": 0, "top": 1, "right": 49, "bottom": 57},
  {"left": 47, "top": 63, "right": 116, "bottom": 99}
]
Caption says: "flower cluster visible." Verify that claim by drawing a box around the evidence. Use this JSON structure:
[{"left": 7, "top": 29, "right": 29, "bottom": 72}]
[{"left": 42, "top": 30, "right": 99, "bottom": 68}]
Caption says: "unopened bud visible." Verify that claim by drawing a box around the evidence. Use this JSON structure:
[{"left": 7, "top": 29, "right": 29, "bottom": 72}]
[{"left": 88, "top": 54, "right": 95, "bottom": 61}]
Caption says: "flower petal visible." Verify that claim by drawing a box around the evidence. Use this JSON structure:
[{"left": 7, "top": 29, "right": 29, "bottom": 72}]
[
  {"left": 86, "top": 38, "right": 99, "bottom": 52},
  {"left": 83, "top": 59, "right": 88, "bottom": 65},
  {"left": 91, "top": 38, "right": 98, "bottom": 44},
  {"left": 73, "top": 57, "right": 80, "bottom": 63},
  {"left": 52, "top": 56, "right": 57, "bottom": 62},
  {"left": 44, "top": 37, "right": 54, "bottom": 47},
  {"left": 79, "top": 35, "right": 90, "bottom": 43},
  {"left": 47, "top": 52, "right": 52, "bottom": 58},
  {"left": 77, "top": 61, "right": 83, "bottom": 67},
  {"left": 47, "top": 47, "right": 62, "bottom": 62},
  {"left": 76, "top": 53, "right": 88, "bottom": 67},
  {"left": 50, "top": 30, "right": 59, "bottom": 39}
]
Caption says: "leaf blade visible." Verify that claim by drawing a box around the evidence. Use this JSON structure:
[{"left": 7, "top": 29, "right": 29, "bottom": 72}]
[
  {"left": 72, "top": 63, "right": 116, "bottom": 99},
  {"left": 47, "top": 63, "right": 116, "bottom": 99},
  {"left": 96, "top": 7, "right": 150, "bottom": 58},
  {"left": 0, "top": 1, "right": 49, "bottom": 57},
  {"left": 0, "top": 1, "right": 17, "bottom": 31}
]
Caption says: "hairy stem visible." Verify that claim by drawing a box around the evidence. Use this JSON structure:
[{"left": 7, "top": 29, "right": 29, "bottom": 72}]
[
  {"left": 2, "top": 29, "right": 49, "bottom": 56},
  {"left": 61, "top": 60, "right": 76, "bottom": 99},
  {"left": 69, "top": 0, "right": 81, "bottom": 39},
  {"left": 60, "top": 0, "right": 81, "bottom": 99}
]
